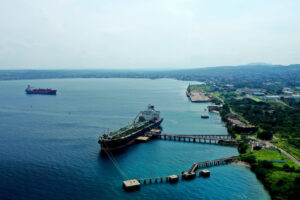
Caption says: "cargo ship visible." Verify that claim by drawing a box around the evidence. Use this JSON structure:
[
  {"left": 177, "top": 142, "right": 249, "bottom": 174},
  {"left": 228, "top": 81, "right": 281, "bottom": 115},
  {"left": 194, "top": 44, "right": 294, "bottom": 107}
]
[
  {"left": 25, "top": 85, "right": 57, "bottom": 95},
  {"left": 98, "top": 104, "right": 163, "bottom": 152}
]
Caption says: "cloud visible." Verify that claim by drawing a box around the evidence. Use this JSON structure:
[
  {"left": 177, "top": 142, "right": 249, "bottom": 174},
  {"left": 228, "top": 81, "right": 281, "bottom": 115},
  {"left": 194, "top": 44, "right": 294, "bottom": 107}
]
[{"left": 0, "top": 0, "right": 299, "bottom": 69}]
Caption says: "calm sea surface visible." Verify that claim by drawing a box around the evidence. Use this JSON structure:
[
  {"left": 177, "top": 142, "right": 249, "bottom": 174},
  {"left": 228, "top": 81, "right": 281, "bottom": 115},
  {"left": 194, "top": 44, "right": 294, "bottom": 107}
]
[{"left": 0, "top": 78, "right": 270, "bottom": 200}]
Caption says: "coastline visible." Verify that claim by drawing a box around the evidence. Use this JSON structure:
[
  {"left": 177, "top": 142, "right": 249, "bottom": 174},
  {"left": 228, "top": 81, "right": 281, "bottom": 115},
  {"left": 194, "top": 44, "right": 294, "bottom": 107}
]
[
  {"left": 187, "top": 85, "right": 300, "bottom": 200},
  {"left": 232, "top": 160, "right": 251, "bottom": 168}
]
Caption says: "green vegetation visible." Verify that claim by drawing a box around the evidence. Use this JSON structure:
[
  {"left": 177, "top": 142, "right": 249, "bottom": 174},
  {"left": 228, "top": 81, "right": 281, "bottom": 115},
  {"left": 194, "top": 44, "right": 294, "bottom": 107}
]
[
  {"left": 240, "top": 149, "right": 300, "bottom": 199},
  {"left": 252, "top": 149, "right": 283, "bottom": 161},
  {"left": 257, "top": 131, "right": 273, "bottom": 140},
  {"left": 214, "top": 84, "right": 300, "bottom": 199},
  {"left": 187, "top": 84, "right": 210, "bottom": 93},
  {"left": 272, "top": 139, "right": 300, "bottom": 161},
  {"left": 1, "top": 65, "right": 299, "bottom": 89},
  {"left": 184, "top": 69, "right": 300, "bottom": 199},
  {"left": 234, "top": 134, "right": 242, "bottom": 140},
  {"left": 238, "top": 142, "right": 249, "bottom": 154},
  {"left": 227, "top": 98, "right": 300, "bottom": 140},
  {"left": 211, "top": 96, "right": 222, "bottom": 105},
  {"left": 251, "top": 97, "right": 263, "bottom": 102},
  {"left": 265, "top": 171, "right": 300, "bottom": 199}
]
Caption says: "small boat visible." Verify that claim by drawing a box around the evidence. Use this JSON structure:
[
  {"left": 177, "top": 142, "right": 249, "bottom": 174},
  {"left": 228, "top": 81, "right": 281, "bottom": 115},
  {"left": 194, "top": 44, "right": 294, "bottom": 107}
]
[{"left": 201, "top": 115, "right": 209, "bottom": 119}]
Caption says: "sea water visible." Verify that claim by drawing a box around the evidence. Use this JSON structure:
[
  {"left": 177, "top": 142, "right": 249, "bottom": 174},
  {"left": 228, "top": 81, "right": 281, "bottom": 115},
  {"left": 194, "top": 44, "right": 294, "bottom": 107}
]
[{"left": 0, "top": 78, "right": 270, "bottom": 200}]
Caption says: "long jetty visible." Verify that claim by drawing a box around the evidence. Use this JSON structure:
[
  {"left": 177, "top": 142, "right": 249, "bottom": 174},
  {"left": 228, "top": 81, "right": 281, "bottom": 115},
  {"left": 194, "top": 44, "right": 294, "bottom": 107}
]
[
  {"left": 123, "top": 157, "right": 237, "bottom": 190},
  {"left": 123, "top": 131, "right": 238, "bottom": 191},
  {"left": 149, "top": 132, "right": 237, "bottom": 146}
]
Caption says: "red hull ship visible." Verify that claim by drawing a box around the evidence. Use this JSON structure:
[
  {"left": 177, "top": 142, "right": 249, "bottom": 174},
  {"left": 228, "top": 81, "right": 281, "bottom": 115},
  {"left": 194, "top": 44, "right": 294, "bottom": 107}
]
[{"left": 25, "top": 85, "right": 57, "bottom": 95}]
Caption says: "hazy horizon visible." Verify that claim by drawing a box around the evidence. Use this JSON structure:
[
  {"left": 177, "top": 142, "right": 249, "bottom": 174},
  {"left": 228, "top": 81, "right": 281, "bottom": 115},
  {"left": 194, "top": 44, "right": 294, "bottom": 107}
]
[{"left": 0, "top": 0, "right": 299, "bottom": 70}]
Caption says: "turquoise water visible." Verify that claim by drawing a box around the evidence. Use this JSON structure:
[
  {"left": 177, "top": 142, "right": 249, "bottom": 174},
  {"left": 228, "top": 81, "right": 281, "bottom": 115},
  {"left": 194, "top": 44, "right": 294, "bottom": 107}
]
[{"left": 0, "top": 78, "right": 270, "bottom": 200}]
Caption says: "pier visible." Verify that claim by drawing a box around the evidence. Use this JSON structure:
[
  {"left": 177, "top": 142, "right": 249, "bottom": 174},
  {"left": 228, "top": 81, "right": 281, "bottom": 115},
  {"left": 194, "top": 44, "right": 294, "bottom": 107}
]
[
  {"left": 149, "top": 132, "right": 237, "bottom": 146},
  {"left": 123, "top": 157, "right": 237, "bottom": 191},
  {"left": 124, "top": 131, "right": 238, "bottom": 191},
  {"left": 186, "top": 91, "right": 210, "bottom": 102}
]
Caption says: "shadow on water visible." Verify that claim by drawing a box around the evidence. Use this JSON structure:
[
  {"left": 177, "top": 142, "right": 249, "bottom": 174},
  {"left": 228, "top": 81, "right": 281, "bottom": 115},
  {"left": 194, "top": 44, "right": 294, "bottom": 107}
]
[
  {"left": 99, "top": 141, "right": 142, "bottom": 159},
  {"left": 98, "top": 126, "right": 164, "bottom": 158}
]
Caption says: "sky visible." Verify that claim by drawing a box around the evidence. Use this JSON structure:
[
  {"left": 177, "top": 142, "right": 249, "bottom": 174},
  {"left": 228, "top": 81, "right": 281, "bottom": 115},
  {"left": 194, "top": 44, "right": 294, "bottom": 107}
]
[{"left": 0, "top": 0, "right": 299, "bottom": 70}]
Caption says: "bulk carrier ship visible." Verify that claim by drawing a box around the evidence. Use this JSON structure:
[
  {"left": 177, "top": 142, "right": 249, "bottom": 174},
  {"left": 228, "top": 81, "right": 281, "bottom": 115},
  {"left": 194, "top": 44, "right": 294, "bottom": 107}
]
[
  {"left": 98, "top": 105, "right": 163, "bottom": 152},
  {"left": 25, "top": 85, "right": 57, "bottom": 95}
]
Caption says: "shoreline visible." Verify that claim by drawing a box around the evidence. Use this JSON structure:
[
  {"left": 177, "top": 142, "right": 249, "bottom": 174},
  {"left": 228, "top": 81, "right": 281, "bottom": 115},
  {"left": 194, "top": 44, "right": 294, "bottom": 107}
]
[
  {"left": 186, "top": 85, "right": 297, "bottom": 200},
  {"left": 232, "top": 160, "right": 251, "bottom": 168}
]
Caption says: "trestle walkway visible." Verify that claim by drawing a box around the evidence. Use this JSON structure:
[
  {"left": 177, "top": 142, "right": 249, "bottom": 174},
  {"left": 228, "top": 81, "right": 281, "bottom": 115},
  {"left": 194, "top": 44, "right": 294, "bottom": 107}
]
[
  {"left": 150, "top": 133, "right": 236, "bottom": 145},
  {"left": 131, "top": 157, "right": 236, "bottom": 185},
  {"left": 123, "top": 133, "right": 238, "bottom": 190}
]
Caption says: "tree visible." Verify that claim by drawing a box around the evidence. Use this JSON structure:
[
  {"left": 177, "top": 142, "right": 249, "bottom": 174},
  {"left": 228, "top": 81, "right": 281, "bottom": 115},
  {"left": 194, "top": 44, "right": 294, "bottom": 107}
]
[
  {"left": 241, "top": 154, "right": 256, "bottom": 164},
  {"left": 295, "top": 177, "right": 300, "bottom": 185},
  {"left": 260, "top": 160, "right": 273, "bottom": 169},
  {"left": 238, "top": 142, "right": 249, "bottom": 154},
  {"left": 276, "top": 179, "right": 284, "bottom": 186},
  {"left": 257, "top": 131, "right": 273, "bottom": 140}
]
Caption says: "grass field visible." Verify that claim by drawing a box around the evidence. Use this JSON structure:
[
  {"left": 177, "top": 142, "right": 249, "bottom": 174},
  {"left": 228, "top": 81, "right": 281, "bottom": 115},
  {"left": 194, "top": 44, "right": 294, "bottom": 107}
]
[
  {"left": 252, "top": 149, "right": 300, "bottom": 169},
  {"left": 252, "top": 149, "right": 283, "bottom": 161},
  {"left": 251, "top": 97, "right": 263, "bottom": 102},
  {"left": 272, "top": 139, "right": 300, "bottom": 161},
  {"left": 188, "top": 84, "right": 210, "bottom": 92},
  {"left": 240, "top": 148, "right": 300, "bottom": 199},
  {"left": 234, "top": 133, "right": 241, "bottom": 140}
]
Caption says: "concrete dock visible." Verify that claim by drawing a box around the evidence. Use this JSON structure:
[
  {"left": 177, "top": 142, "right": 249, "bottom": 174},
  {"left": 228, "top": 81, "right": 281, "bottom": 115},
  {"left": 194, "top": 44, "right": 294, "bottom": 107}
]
[
  {"left": 150, "top": 129, "right": 161, "bottom": 134},
  {"left": 182, "top": 172, "right": 196, "bottom": 180},
  {"left": 187, "top": 91, "right": 210, "bottom": 102},
  {"left": 200, "top": 170, "right": 210, "bottom": 177},
  {"left": 136, "top": 136, "right": 150, "bottom": 142},
  {"left": 168, "top": 175, "right": 179, "bottom": 183},
  {"left": 123, "top": 179, "right": 141, "bottom": 191}
]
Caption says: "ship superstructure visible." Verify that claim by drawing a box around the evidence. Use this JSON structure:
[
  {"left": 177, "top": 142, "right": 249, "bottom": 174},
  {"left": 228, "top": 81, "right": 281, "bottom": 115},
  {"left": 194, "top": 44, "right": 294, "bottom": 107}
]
[{"left": 98, "top": 104, "right": 163, "bottom": 152}]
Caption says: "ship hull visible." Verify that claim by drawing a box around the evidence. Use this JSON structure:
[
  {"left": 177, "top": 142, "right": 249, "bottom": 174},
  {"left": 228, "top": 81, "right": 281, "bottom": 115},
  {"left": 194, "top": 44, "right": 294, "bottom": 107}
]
[
  {"left": 26, "top": 90, "right": 57, "bottom": 95},
  {"left": 99, "top": 118, "right": 163, "bottom": 152}
]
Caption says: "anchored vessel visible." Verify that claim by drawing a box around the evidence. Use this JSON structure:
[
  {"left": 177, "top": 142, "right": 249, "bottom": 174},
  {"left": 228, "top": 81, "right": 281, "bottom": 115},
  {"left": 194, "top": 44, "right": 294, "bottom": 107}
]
[
  {"left": 25, "top": 85, "right": 57, "bottom": 95},
  {"left": 201, "top": 115, "right": 209, "bottom": 119},
  {"left": 98, "top": 104, "right": 163, "bottom": 152}
]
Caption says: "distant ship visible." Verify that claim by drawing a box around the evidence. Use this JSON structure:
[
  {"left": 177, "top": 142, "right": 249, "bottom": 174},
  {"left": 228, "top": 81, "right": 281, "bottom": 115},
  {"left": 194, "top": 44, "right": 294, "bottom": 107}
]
[
  {"left": 25, "top": 85, "right": 57, "bottom": 95},
  {"left": 201, "top": 115, "right": 209, "bottom": 119},
  {"left": 98, "top": 104, "right": 163, "bottom": 152}
]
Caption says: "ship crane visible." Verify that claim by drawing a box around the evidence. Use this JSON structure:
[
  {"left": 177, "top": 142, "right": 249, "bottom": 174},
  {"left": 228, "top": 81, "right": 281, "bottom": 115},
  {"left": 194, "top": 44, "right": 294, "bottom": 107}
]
[{"left": 132, "top": 111, "right": 142, "bottom": 126}]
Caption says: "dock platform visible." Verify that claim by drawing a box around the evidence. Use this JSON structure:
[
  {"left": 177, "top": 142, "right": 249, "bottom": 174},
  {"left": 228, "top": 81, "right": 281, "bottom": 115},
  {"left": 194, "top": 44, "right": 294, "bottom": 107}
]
[
  {"left": 136, "top": 136, "right": 150, "bottom": 142},
  {"left": 200, "top": 170, "right": 210, "bottom": 177},
  {"left": 123, "top": 157, "right": 237, "bottom": 191},
  {"left": 123, "top": 179, "right": 141, "bottom": 191},
  {"left": 187, "top": 91, "right": 210, "bottom": 102}
]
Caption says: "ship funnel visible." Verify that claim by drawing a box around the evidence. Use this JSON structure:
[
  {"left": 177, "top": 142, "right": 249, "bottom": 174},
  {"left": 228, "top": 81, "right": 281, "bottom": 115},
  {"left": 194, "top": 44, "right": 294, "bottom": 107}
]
[{"left": 148, "top": 104, "right": 154, "bottom": 110}]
